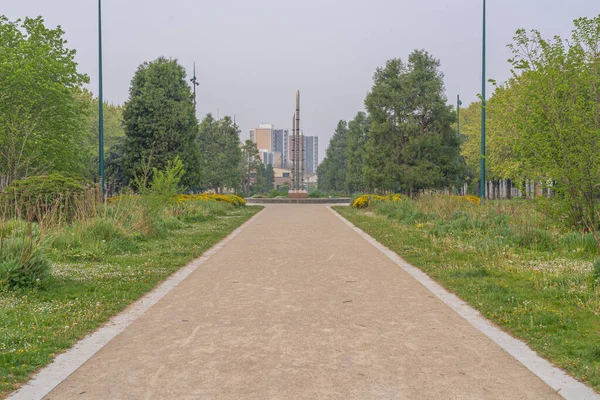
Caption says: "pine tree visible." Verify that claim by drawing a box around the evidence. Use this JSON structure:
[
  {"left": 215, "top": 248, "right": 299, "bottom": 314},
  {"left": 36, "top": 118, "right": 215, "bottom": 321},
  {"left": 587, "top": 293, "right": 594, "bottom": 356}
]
[{"left": 123, "top": 57, "right": 200, "bottom": 189}]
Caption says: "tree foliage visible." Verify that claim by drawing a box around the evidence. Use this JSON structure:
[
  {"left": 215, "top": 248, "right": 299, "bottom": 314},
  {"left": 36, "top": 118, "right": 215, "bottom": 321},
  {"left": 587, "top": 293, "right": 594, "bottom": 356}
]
[
  {"left": 364, "top": 50, "right": 462, "bottom": 194},
  {"left": 123, "top": 57, "right": 200, "bottom": 189},
  {"left": 197, "top": 114, "right": 242, "bottom": 192},
  {"left": 0, "top": 17, "right": 89, "bottom": 183},
  {"left": 345, "top": 112, "right": 370, "bottom": 194},
  {"left": 505, "top": 16, "right": 600, "bottom": 227},
  {"left": 240, "top": 139, "right": 261, "bottom": 195},
  {"left": 317, "top": 121, "right": 348, "bottom": 193},
  {"left": 318, "top": 50, "right": 463, "bottom": 195}
]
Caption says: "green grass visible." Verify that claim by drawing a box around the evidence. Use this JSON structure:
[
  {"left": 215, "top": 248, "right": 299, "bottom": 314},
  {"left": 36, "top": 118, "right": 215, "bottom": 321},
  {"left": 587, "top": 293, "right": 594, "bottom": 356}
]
[
  {"left": 0, "top": 205, "right": 261, "bottom": 396},
  {"left": 334, "top": 198, "right": 600, "bottom": 392}
]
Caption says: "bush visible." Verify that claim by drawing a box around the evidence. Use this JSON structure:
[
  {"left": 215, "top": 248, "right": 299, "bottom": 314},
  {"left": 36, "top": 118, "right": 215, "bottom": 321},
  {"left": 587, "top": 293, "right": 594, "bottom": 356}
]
[
  {"left": 1, "top": 174, "right": 93, "bottom": 222},
  {"left": 308, "top": 190, "right": 326, "bottom": 198},
  {"left": 173, "top": 193, "right": 246, "bottom": 207},
  {"left": 352, "top": 194, "right": 405, "bottom": 208},
  {"left": 0, "top": 235, "right": 50, "bottom": 289}
]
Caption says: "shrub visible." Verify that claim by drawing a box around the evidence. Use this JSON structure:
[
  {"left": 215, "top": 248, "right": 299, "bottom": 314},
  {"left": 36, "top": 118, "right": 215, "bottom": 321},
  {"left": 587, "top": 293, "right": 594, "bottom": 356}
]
[
  {"left": 0, "top": 235, "right": 50, "bottom": 288},
  {"left": 453, "top": 195, "right": 481, "bottom": 205},
  {"left": 1, "top": 174, "right": 93, "bottom": 222},
  {"left": 352, "top": 194, "right": 405, "bottom": 208},
  {"left": 173, "top": 193, "right": 246, "bottom": 207},
  {"left": 308, "top": 190, "right": 326, "bottom": 198}
]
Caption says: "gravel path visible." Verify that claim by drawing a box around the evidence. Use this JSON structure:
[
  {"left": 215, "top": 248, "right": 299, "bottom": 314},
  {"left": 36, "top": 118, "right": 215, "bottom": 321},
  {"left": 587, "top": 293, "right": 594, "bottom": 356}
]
[{"left": 44, "top": 205, "right": 560, "bottom": 399}]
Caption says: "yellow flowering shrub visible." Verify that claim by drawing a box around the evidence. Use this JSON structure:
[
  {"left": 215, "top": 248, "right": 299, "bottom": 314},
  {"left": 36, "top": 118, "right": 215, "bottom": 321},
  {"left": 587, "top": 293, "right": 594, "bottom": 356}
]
[
  {"left": 453, "top": 195, "right": 481, "bottom": 205},
  {"left": 108, "top": 194, "right": 246, "bottom": 207},
  {"left": 173, "top": 194, "right": 246, "bottom": 207},
  {"left": 351, "top": 194, "right": 405, "bottom": 209}
]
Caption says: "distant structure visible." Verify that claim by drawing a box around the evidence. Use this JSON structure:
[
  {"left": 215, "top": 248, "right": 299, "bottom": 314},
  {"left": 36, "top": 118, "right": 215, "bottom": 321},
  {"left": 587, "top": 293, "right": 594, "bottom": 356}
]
[
  {"left": 289, "top": 90, "right": 307, "bottom": 198},
  {"left": 249, "top": 124, "right": 288, "bottom": 168},
  {"left": 304, "top": 136, "right": 319, "bottom": 174}
]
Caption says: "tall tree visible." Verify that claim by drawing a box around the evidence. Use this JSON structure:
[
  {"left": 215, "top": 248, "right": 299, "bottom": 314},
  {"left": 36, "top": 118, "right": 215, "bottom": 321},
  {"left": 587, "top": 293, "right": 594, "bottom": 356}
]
[
  {"left": 345, "top": 112, "right": 370, "bottom": 194},
  {"left": 318, "top": 121, "right": 349, "bottom": 193},
  {"left": 240, "top": 139, "right": 261, "bottom": 195},
  {"left": 364, "top": 50, "right": 463, "bottom": 194},
  {"left": 505, "top": 16, "right": 600, "bottom": 227},
  {"left": 123, "top": 57, "right": 200, "bottom": 189},
  {"left": 198, "top": 114, "right": 241, "bottom": 192},
  {"left": 0, "top": 17, "right": 89, "bottom": 184},
  {"left": 264, "top": 164, "right": 275, "bottom": 192}
]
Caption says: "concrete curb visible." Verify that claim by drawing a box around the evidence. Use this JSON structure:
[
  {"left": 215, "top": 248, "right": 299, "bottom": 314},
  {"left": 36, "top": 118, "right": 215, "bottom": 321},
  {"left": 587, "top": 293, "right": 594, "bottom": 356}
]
[
  {"left": 8, "top": 208, "right": 265, "bottom": 400},
  {"left": 328, "top": 206, "right": 600, "bottom": 400}
]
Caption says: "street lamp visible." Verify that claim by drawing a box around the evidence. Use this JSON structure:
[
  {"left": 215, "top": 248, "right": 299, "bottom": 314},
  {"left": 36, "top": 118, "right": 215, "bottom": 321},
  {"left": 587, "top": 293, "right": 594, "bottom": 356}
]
[
  {"left": 457, "top": 94, "right": 462, "bottom": 195},
  {"left": 480, "top": 0, "right": 486, "bottom": 203},
  {"left": 98, "top": 0, "right": 105, "bottom": 200},
  {"left": 190, "top": 62, "right": 199, "bottom": 112}
]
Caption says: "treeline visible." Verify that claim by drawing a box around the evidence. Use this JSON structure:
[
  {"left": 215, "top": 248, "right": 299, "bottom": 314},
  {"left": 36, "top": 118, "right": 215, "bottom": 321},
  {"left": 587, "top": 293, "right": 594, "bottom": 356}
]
[
  {"left": 459, "top": 15, "right": 600, "bottom": 228},
  {"left": 320, "top": 15, "right": 600, "bottom": 229},
  {"left": 0, "top": 16, "right": 267, "bottom": 196},
  {"left": 318, "top": 50, "right": 463, "bottom": 196}
]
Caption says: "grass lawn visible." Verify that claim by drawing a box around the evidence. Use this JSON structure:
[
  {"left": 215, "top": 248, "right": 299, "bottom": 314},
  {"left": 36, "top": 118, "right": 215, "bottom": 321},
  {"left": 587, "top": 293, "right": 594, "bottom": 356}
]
[
  {"left": 0, "top": 205, "right": 261, "bottom": 397},
  {"left": 334, "top": 201, "right": 600, "bottom": 392}
]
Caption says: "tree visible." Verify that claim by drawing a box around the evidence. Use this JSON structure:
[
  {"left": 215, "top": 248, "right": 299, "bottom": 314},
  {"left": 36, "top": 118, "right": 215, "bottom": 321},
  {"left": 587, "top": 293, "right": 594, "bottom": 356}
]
[
  {"left": 123, "top": 57, "right": 200, "bottom": 189},
  {"left": 240, "top": 139, "right": 261, "bottom": 195},
  {"left": 76, "top": 89, "right": 126, "bottom": 182},
  {"left": 264, "top": 164, "right": 275, "bottom": 192},
  {"left": 364, "top": 50, "right": 463, "bottom": 194},
  {"left": 0, "top": 17, "right": 89, "bottom": 184},
  {"left": 198, "top": 114, "right": 242, "bottom": 192},
  {"left": 505, "top": 16, "right": 600, "bottom": 228},
  {"left": 345, "top": 112, "right": 370, "bottom": 194},
  {"left": 318, "top": 121, "right": 348, "bottom": 193}
]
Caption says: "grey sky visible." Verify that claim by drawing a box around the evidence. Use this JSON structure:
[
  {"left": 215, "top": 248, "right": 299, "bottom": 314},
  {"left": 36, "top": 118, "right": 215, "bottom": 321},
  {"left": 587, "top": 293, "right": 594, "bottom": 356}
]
[{"left": 6, "top": 1, "right": 598, "bottom": 162}]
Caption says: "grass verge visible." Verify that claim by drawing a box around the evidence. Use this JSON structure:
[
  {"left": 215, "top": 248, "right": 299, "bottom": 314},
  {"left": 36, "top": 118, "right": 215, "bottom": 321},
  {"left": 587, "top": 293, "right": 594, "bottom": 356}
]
[
  {"left": 334, "top": 199, "right": 600, "bottom": 392},
  {"left": 0, "top": 205, "right": 261, "bottom": 397}
]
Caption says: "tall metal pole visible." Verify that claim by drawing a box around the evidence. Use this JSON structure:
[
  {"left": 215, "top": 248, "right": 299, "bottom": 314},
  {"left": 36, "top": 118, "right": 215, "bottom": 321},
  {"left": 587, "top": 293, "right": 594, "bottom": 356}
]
[
  {"left": 457, "top": 94, "right": 461, "bottom": 138},
  {"left": 190, "top": 62, "right": 199, "bottom": 114},
  {"left": 98, "top": 0, "right": 105, "bottom": 200},
  {"left": 480, "top": 0, "right": 486, "bottom": 202},
  {"left": 457, "top": 94, "right": 462, "bottom": 195}
]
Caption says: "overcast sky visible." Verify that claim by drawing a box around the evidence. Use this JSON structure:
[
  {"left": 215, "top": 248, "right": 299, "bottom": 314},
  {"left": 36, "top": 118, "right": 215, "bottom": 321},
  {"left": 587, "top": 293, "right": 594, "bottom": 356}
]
[{"left": 5, "top": 1, "right": 598, "bottom": 162}]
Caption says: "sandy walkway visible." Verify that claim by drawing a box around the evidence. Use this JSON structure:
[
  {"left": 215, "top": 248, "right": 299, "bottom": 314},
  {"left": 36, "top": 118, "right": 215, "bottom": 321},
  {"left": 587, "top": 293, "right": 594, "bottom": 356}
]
[{"left": 44, "top": 205, "right": 559, "bottom": 399}]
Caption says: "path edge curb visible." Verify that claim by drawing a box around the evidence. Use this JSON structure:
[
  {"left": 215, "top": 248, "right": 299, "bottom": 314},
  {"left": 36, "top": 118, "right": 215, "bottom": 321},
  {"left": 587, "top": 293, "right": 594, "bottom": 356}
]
[
  {"left": 328, "top": 206, "right": 600, "bottom": 400},
  {"left": 8, "top": 207, "right": 265, "bottom": 400}
]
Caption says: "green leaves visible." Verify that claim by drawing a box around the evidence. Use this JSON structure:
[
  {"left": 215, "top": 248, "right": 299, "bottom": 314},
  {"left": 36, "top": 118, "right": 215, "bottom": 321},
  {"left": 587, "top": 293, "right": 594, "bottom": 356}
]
[
  {"left": 197, "top": 114, "right": 242, "bottom": 192},
  {"left": 0, "top": 17, "right": 89, "bottom": 183},
  {"left": 363, "top": 50, "right": 462, "bottom": 193},
  {"left": 123, "top": 57, "right": 200, "bottom": 190}
]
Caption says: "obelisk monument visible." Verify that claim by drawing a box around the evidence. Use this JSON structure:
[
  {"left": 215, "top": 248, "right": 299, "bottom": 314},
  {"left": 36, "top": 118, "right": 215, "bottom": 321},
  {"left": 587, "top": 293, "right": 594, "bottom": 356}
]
[{"left": 289, "top": 90, "right": 307, "bottom": 198}]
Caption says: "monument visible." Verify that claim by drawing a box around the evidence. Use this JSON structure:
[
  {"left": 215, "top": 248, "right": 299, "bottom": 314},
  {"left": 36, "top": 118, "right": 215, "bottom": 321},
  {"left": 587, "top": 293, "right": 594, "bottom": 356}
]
[{"left": 289, "top": 90, "right": 307, "bottom": 198}]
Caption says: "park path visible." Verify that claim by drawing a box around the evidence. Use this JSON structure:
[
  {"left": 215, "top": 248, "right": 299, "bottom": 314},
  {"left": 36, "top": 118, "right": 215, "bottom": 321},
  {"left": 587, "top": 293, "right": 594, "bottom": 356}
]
[{"left": 44, "top": 205, "right": 559, "bottom": 399}]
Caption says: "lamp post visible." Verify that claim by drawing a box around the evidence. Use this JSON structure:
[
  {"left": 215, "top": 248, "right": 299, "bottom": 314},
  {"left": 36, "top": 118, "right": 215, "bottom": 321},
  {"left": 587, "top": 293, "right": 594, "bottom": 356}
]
[
  {"left": 457, "top": 94, "right": 462, "bottom": 195},
  {"left": 480, "top": 0, "right": 487, "bottom": 203},
  {"left": 190, "top": 62, "right": 199, "bottom": 112},
  {"left": 98, "top": 0, "right": 105, "bottom": 200},
  {"left": 457, "top": 94, "right": 462, "bottom": 137}
]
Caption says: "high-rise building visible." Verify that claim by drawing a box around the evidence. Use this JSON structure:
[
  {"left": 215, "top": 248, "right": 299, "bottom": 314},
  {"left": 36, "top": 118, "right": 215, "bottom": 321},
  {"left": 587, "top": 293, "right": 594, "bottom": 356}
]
[
  {"left": 304, "top": 136, "right": 319, "bottom": 174},
  {"left": 249, "top": 124, "right": 273, "bottom": 153},
  {"left": 272, "top": 129, "right": 289, "bottom": 168},
  {"left": 250, "top": 124, "right": 288, "bottom": 168}
]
